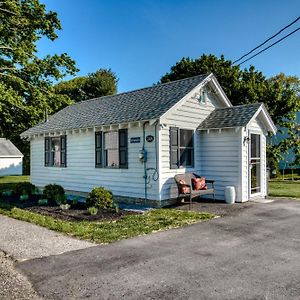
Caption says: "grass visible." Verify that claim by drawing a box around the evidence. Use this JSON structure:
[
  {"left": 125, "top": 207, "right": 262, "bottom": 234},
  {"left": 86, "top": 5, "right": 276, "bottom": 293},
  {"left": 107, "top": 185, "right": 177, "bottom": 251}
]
[
  {"left": 0, "top": 175, "right": 29, "bottom": 193},
  {"left": 0, "top": 201, "right": 214, "bottom": 243},
  {"left": 0, "top": 175, "right": 215, "bottom": 243},
  {"left": 269, "top": 180, "right": 300, "bottom": 199}
]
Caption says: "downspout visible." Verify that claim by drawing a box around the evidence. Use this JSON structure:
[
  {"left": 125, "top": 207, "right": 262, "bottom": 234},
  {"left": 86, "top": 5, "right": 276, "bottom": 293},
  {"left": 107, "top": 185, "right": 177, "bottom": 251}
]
[{"left": 143, "top": 121, "right": 149, "bottom": 202}]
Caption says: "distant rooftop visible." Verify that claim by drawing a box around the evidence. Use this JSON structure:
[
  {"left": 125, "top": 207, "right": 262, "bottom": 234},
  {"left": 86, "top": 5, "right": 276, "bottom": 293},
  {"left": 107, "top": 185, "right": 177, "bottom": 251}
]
[{"left": 0, "top": 138, "right": 23, "bottom": 157}]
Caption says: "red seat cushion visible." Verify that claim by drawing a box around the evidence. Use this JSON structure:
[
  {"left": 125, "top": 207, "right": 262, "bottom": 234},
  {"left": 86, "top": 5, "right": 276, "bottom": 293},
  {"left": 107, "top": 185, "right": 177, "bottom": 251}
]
[
  {"left": 192, "top": 177, "right": 207, "bottom": 190},
  {"left": 178, "top": 179, "right": 190, "bottom": 194}
]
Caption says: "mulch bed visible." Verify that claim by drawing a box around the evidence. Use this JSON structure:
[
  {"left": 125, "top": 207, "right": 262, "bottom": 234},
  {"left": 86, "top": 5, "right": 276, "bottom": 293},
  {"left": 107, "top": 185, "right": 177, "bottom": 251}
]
[
  {"left": 25, "top": 206, "right": 140, "bottom": 222},
  {"left": 0, "top": 195, "right": 40, "bottom": 208},
  {"left": 1, "top": 195, "right": 140, "bottom": 222}
]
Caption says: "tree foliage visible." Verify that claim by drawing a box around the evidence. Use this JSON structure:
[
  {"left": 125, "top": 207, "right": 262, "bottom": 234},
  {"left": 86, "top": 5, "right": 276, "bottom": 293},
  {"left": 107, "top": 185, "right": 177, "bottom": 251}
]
[
  {"left": 0, "top": 0, "right": 78, "bottom": 173},
  {"left": 55, "top": 68, "right": 118, "bottom": 102},
  {"left": 161, "top": 54, "right": 300, "bottom": 168}
]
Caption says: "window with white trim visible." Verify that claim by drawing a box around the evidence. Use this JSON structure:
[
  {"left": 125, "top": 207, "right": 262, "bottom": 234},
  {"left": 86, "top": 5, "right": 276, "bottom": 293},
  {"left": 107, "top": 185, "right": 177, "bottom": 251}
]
[
  {"left": 104, "top": 131, "right": 119, "bottom": 167},
  {"left": 170, "top": 127, "right": 194, "bottom": 169},
  {"left": 95, "top": 129, "right": 128, "bottom": 169},
  {"left": 44, "top": 135, "right": 67, "bottom": 167}
]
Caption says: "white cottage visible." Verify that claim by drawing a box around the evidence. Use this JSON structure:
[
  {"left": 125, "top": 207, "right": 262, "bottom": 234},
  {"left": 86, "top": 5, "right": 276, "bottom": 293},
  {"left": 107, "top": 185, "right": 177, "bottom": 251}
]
[
  {"left": 0, "top": 138, "right": 23, "bottom": 176},
  {"left": 21, "top": 73, "right": 276, "bottom": 206}
]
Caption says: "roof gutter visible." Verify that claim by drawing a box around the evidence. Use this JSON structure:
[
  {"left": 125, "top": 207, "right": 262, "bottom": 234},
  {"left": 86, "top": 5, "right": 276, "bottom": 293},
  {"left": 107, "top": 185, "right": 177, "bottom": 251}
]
[{"left": 20, "top": 118, "right": 159, "bottom": 139}]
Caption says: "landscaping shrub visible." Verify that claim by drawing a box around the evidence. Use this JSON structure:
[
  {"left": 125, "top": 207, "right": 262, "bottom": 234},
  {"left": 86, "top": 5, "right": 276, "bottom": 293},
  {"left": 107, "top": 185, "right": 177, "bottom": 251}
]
[
  {"left": 86, "top": 187, "right": 113, "bottom": 210},
  {"left": 60, "top": 203, "right": 71, "bottom": 210},
  {"left": 15, "top": 182, "right": 36, "bottom": 196},
  {"left": 87, "top": 206, "right": 98, "bottom": 215},
  {"left": 42, "top": 184, "right": 65, "bottom": 206},
  {"left": 38, "top": 199, "right": 48, "bottom": 206}
]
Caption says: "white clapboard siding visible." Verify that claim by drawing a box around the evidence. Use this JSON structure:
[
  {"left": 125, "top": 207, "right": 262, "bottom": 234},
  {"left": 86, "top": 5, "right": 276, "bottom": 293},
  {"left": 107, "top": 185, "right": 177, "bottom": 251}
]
[
  {"left": 31, "top": 125, "right": 159, "bottom": 200},
  {"left": 159, "top": 88, "right": 227, "bottom": 200},
  {"left": 198, "top": 129, "right": 240, "bottom": 200}
]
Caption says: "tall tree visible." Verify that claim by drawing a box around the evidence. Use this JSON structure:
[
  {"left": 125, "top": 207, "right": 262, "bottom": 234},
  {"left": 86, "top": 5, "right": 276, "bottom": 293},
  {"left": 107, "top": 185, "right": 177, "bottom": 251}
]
[
  {"left": 160, "top": 54, "right": 300, "bottom": 169},
  {"left": 0, "top": 0, "right": 78, "bottom": 173},
  {"left": 55, "top": 68, "right": 118, "bottom": 102}
]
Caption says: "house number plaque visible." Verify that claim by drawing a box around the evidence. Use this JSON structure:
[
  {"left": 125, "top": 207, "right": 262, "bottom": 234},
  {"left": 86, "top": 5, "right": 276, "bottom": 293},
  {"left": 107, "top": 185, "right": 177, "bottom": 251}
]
[{"left": 146, "top": 135, "right": 154, "bottom": 143}]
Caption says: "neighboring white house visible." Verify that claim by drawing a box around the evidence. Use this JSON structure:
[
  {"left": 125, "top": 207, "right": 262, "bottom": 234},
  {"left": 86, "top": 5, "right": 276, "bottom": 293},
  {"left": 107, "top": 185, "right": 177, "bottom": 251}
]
[
  {"left": 0, "top": 138, "right": 23, "bottom": 176},
  {"left": 21, "top": 73, "right": 276, "bottom": 206}
]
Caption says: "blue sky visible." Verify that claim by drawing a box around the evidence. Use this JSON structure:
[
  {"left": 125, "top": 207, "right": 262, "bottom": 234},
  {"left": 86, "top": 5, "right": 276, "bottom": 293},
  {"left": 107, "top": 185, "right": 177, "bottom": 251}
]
[{"left": 38, "top": 0, "right": 300, "bottom": 92}]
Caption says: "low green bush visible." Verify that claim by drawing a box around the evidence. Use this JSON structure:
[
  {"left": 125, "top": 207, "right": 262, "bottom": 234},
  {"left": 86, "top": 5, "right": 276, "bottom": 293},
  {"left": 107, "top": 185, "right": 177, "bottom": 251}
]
[
  {"left": 15, "top": 182, "right": 36, "bottom": 195},
  {"left": 42, "top": 184, "right": 65, "bottom": 206},
  {"left": 38, "top": 199, "right": 48, "bottom": 206},
  {"left": 87, "top": 206, "right": 98, "bottom": 215},
  {"left": 60, "top": 203, "right": 71, "bottom": 210},
  {"left": 71, "top": 196, "right": 80, "bottom": 206},
  {"left": 2, "top": 190, "right": 13, "bottom": 197},
  {"left": 19, "top": 194, "right": 29, "bottom": 201},
  {"left": 86, "top": 187, "right": 113, "bottom": 210}
]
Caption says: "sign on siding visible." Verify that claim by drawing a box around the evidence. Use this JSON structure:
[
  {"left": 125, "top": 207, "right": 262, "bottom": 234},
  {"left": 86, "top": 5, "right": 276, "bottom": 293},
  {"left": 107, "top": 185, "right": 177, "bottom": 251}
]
[{"left": 130, "top": 137, "right": 141, "bottom": 143}]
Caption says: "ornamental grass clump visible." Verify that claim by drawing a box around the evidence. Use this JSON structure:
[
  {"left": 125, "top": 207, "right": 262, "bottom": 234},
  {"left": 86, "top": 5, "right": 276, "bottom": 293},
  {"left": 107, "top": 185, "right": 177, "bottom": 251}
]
[
  {"left": 87, "top": 206, "right": 98, "bottom": 215},
  {"left": 86, "top": 187, "right": 113, "bottom": 210}
]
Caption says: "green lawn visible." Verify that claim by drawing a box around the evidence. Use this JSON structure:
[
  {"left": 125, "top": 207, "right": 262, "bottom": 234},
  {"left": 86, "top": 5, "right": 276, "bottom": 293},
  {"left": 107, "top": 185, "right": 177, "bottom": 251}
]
[
  {"left": 0, "top": 202, "right": 214, "bottom": 244},
  {"left": 269, "top": 180, "right": 300, "bottom": 199},
  {"left": 0, "top": 175, "right": 215, "bottom": 243}
]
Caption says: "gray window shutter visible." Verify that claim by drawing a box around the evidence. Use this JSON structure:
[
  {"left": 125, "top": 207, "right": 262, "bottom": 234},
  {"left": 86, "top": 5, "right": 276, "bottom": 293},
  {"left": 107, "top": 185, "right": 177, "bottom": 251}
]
[
  {"left": 95, "top": 132, "right": 102, "bottom": 167},
  {"left": 60, "top": 135, "right": 67, "bottom": 167},
  {"left": 44, "top": 137, "right": 50, "bottom": 167},
  {"left": 119, "top": 129, "right": 128, "bottom": 169},
  {"left": 170, "top": 127, "right": 179, "bottom": 169}
]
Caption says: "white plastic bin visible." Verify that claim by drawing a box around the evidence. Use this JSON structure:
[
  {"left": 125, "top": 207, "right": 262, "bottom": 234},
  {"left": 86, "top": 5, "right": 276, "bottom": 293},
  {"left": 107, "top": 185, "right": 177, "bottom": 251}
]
[{"left": 225, "top": 186, "right": 236, "bottom": 204}]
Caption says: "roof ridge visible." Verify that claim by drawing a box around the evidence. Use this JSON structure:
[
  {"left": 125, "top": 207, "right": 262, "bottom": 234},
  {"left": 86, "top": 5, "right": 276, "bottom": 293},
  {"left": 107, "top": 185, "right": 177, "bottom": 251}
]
[
  {"left": 69, "top": 73, "right": 209, "bottom": 106},
  {"left": 215, "top": 102, "right": 262, "bottom": 110}
]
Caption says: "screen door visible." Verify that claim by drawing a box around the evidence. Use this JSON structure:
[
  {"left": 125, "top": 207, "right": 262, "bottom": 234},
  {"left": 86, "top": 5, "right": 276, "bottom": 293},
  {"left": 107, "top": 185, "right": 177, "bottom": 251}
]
[{"left": 250, "top": 133, "right": 261, "bottom": 194}]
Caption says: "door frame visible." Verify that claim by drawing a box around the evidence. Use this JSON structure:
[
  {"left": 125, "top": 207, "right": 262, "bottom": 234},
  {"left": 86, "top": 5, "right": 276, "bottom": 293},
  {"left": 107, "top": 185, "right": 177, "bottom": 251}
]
[{"left": 248, "top": 131, "right": 263, "bottom": 198}]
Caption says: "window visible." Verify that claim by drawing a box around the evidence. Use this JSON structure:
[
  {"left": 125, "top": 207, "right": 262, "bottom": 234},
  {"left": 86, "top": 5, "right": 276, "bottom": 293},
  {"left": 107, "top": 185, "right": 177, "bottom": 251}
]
[
  {"left": 170, "top": 127, "right": 194, "bottom": 169},
  {"left": 95, "top": 129, "right": 128, "bottom": 169},
  {"left": 44, "top": 135, "right": 67, "bottom": 167},
  {"left": 104, "top": 131, "right": 119, "bottom": 167},
  {"left": 51, "top": 137, "right": 61, "bottom": 166},
  {"left": 95, "top": 132, "right": 102, "bottom": 167}
]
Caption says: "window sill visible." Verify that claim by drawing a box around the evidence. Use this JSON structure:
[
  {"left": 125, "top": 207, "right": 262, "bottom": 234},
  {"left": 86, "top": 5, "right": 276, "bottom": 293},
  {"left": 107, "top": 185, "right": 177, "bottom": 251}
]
[{"left": 44, "top": 166, "right": 66, "bottom": 168}]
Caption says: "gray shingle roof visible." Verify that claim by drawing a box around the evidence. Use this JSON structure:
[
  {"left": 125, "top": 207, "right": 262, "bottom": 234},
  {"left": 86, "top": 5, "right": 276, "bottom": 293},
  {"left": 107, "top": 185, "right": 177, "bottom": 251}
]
[
  {"left": 198, "top": 103, "right": 262, "bottom": 130},
  {"left": 21, "top": 74, "right": 209, "bottom": 136},
  {"left": 0, "top": 139, "right": 23, "bottom": 157}
]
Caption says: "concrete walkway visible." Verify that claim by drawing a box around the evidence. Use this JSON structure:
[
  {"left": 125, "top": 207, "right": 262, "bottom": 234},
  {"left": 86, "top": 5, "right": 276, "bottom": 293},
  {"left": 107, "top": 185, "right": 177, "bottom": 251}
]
[{"left": 0, "top": 215, "right": 95, "bottom": 261}]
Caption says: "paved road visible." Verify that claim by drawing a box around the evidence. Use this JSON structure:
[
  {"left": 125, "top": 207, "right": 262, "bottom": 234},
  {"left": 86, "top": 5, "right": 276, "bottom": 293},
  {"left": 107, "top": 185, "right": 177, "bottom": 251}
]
[
  {"left": 17, "top": 199, "right": 300, "bottom": 300},
  {"left": 0, "top": 215, "right": 95, "bottom": 261}
]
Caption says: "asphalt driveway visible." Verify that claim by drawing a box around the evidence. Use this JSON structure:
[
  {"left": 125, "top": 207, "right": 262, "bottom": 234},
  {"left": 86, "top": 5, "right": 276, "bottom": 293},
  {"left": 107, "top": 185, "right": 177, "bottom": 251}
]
[{"left": 17, "top": 199, "right": 300, "bottom": 300}]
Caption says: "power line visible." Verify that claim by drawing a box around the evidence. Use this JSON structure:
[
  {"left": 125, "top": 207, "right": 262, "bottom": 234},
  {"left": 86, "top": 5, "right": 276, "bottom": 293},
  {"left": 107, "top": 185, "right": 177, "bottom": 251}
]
[
  {"left": 233, "top": 16, "right": 300, "bottom": 64},
  {"left": 236, "top": 26, "right": 300, "bottom": 66}
]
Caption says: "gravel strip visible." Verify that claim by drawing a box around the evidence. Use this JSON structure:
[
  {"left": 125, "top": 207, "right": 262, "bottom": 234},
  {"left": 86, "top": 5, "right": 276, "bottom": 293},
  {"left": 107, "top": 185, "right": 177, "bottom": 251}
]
[
  {"left": 0, "top": 251, "right": 41, "bottom": 300},
  {"left": 0, "top": 215, "right": 95, "bottom": 261}
]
